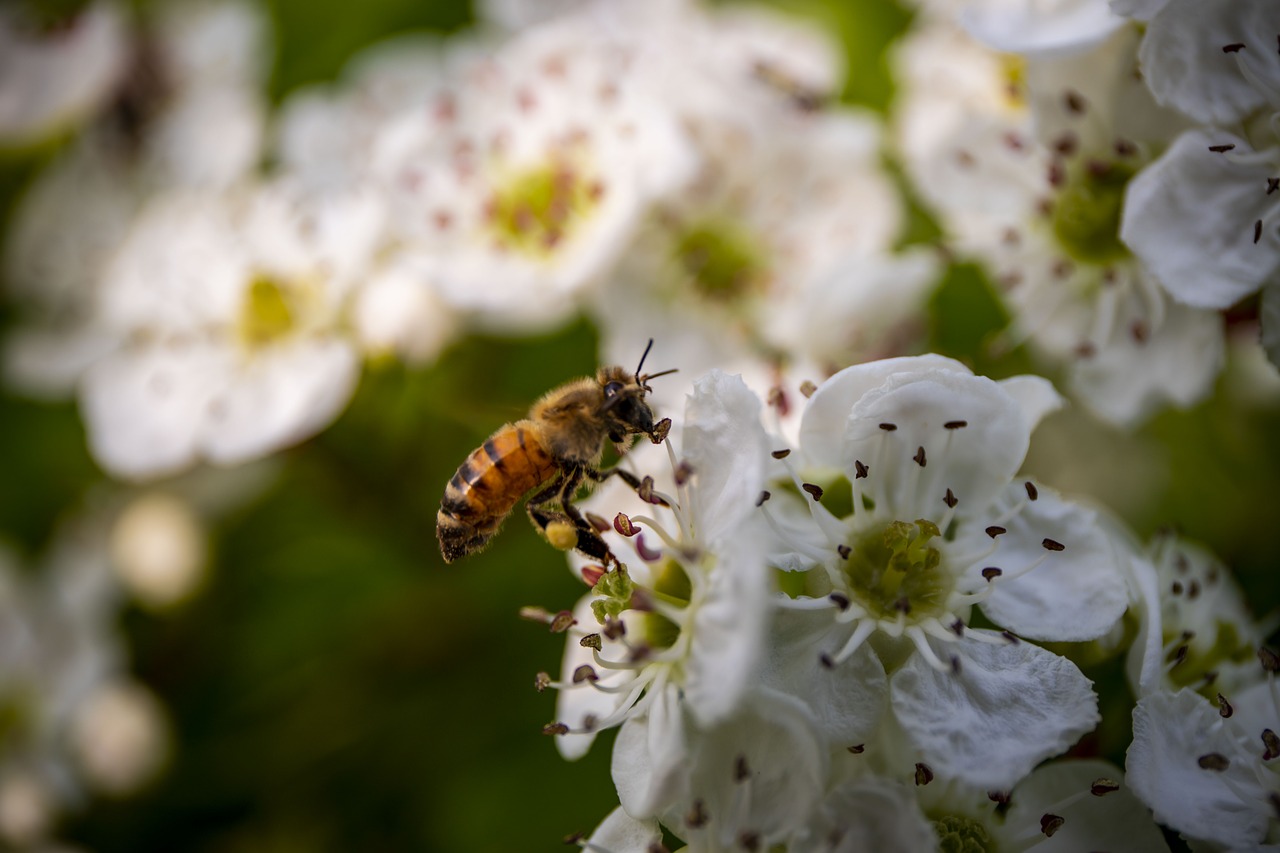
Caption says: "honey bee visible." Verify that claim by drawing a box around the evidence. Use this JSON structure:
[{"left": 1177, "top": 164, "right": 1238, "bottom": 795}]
[{"left": 437, "top": 341, "right": 675, "bottom": 566}]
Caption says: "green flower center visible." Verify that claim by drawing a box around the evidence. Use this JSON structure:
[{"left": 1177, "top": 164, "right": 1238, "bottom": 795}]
[
  {"left": 1167, "top": 620, "right": 1256, "bottom": 694},
  {"left": 486, "top": 157, "right": 600, "bottom": 257},
  {"left": 239, "top": 276, "right": 296, "bottom": 348},
  {"left": 934, "top": 815, "right": 997, "bottom": 853},
  {"left": 842, "top": 519, "right": 951, "bottom": 621},
  {"left": 1051, "top": 161, "right": 1135, "bottom": 265},
  {"left": 673, "top": 219, "right": 764, "bottom": 302}
]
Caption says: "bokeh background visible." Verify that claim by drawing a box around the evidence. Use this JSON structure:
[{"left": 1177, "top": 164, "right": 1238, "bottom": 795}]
[{"left": 2, "top": 0, "right": 1279, "bottom": 851}]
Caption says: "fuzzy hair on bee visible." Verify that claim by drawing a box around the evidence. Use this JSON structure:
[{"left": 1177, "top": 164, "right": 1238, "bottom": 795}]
[{"left": 436, "top": 341, "right": 674, "bottom": 566}]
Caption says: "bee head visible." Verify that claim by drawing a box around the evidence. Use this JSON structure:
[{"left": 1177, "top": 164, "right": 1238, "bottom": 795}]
[{"left": 598, "top": 340, "right": 676, "bottom": 442}]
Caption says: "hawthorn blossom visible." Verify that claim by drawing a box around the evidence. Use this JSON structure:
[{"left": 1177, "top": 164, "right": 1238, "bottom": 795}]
[
  {"left": 894, "top": 17, "right": 1222, "bottom": 425},
  {"left": 80, "top": 181, "right": 380, "bottom": 478},
  {"left": 759, "top": 355, "right": 1121, "bottom": 789}
]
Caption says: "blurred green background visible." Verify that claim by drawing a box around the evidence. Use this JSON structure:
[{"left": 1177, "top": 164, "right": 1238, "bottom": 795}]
[{"left": 1, "top": 0, "right": 1279, "bottom": 851}]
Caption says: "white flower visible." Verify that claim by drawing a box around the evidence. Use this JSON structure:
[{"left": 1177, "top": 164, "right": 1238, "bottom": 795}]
[
  {"left": 761, "top": 355, "right": 1116, "bottom": 789},
  {"left": 894, "top": 18, "right": 1222, "bottom": 426},
  {"left": 0, "top": 3, "right": 129, "bottom": 147},
  {"left": 108, "top": 492, "right": 207, "bottom": 609},
  {"left": 1119, "top": 0, "right": 1280, "bottom": 315},
  {"left": 68, "top": 681, "right": 169, "bottom": 796},
  {"left": 79, "top": 181, "right": 378, "bottom": 478},
  {"left": 368, "top": 6, "right": 698, "bottom": 330},
  {"left": 951, "top": 0, "right": 1126, "bottom": 57},
  {"left": 1128, "top": 673, "right": 1280, "bottom": 851}
]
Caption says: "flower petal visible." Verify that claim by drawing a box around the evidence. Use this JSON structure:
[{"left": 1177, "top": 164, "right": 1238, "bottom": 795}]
[
  {"left": 613, "top": 685, "right": 688, "bottom": 820},
  {"left": 995, "top": 374, "right": 1064, "bottom": 435},
  {"left": 1121, "top": 129, "right": 1280, "bottom": 309},
  {"left": 794, "top": 778, "right": 937, "bottom": 853},
  {"left": 798, "top": 355, "right": 971, "bottom": 471},
  {"left": 1127, "top": 689, "right": 1270, "bottom": 849},
  {"left": 584, "top": 806, "right": 663, "bottom": 853},
  {"left": 959, "top": 0, "right": 1126, "bottom": 57},
  {"left": 554, "top": 595, "right": 637, "bottom": 761},
  {"left": 890, "top": 630, "right": 1099, "bottom": 790},
  {"left": 966, "top": 483, "right": 1129, "bottom": 642}
]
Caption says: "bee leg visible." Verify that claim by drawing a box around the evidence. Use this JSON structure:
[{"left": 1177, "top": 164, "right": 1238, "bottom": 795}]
[
  {"left": 589, "top": 466, "right": 669, "bottom": 507},
  {"left": 526, "top": 472, "right": 620, "bottom": 567}
]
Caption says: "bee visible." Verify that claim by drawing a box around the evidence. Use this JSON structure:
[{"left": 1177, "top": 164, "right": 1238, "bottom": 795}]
[{"left": 437, "top": 341, "right": 675, "bottom": 566}]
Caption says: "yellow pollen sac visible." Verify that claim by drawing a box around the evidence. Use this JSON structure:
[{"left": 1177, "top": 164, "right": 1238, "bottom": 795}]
[
  {"left": 486, "top": 155, "right": 601, "bottom": 258},
  {"left": 544, "top": 520, "right": 579, "bottom": 551},
  {"left": 239, "top": 276, "right": 296, "bottom": 348}
]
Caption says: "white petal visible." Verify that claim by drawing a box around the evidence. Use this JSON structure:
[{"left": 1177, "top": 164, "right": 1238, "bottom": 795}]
[
  {"left": 996, "top": 759, "right": 1167, "bottom": 852},
  {"left": 1069, "top": 295, "right": 1224, "bottom": 427},
  {"left": 584, "top": 806, "right": 663, "bottom": 853},
  {"left": 843, "top": 368, "right": 1031, "bottom": 517},
  {"left": 966, "top": 484, "right": 1129, "bottom": 642},
  {"left": 1127, "top": 689, "right": 1270, "bottom": 849},
  {"left": 554, "top": 596, "right": 636, "bottom": 761},
  {"left": 197, "top": 338, "right": 360, "bottom": 466},
  {"left": 1122, "top": 551, "right": 1165, "bottom": 699},
  {"left": 959, "top": 0, "right": 1126, "bottom": 57},
  {"left": 1263, "top": 281, "right": 1280, "bottom": 374},
  {"left": 683, "top": 530, "right": 772, "bottom": 727},
  {"left": 681, "top": 371, "right": 769, "bottom": 547},
  {"left": 1139, "top": 0, "right": 1280, "bottom": 124},
  {"left": 80, "top": 342, "right": 228, "bottom": 480},
  {"left": 759, "top": 606, "right": 888, "bottom": 748},
  {"left": 890, "top": 631, "right": 1099, "bottom": 790},
  {"left": 995, "top": 374, "right": 1064, "bottom": 435},
  {"left": 613, "top": 686, "right": 688, "bottom": 820},
  {"left": 794, "top": 778, "right": 937, "bottom": 853},
  {"left": 1109, "top": 0, "right": 1168, "bottom": 21},
  {"left": 798, "top": 355, "right": 971, "bottom": 471},
  {"left": 1121, "top": 130, "right": 1280, "bottom": 309}
]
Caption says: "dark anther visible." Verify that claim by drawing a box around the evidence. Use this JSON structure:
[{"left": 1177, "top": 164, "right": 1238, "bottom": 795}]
[
  {"left": 756, "top": 490, "right": 771, "bottom": 507},
  {"left": 1172, "top": 581, "right": 1184, "bottom": 595},
  {"left": 988, "top": 790, "right": 1011, "bottom": 805},
  {"left": 847, "top": 744, "right": 865, "bottom": 754},
  {"left": 585, "top": 512, "right": 611, "bottom": 533},
  {"left": 829, "top": 591, "right": 851, "bottom": 610},
  {"left": 1198, "top": 753, "right": 1230, "bottom": 771},
  {"left": 1187, "top": 579, "right": 1201, "bottom": 599},
  {"left": 1053, "top": 132, "right": 1078, "bottom": 156},
  {"left": 943, "top": 488, "right": 958, "bottom": 508},
  {"left": 1259, "top": 647, "right": 1280, "bottom": 672},
  {"left": 685, "top": 800, "right": 709, "bottom": 829},
  {"left": 799, "top": 380, "right": 817, "bottom": 398},
  {"left": 647, "top": 843, "right": 671, "bottom": 853},
  {"left": 1263, "top": 729, "right": 1280, "bottom": 761},
  {"left": 1255, "top": 219, "right": 1264, "bottom": 244},
  {"left": 1167, "top": 645, "right": 1188, "bottom": 668},
  {"left": 563, "top": 831, "right": 586, "bottom": 844},
  {"left": 734, "top": 755, "right": 751, "bottom": 782},
  {"left": 915, "top": 763, "right": 934, "bottom": 786},
  {"left": 771, "top": 449, "right": 791, "bottom": 459},
  {"left": 580, "top": 633, "right": 602, "bottom": 651},
  {"left": 581, "top": 714, "right": 598, "bottom": 732},
  {"left": 944, "top": 420, "right": 968, "bottom": 429},
  {"left": 550, "top": 611, "right": 577, "bottom": 633},
  {"left": 1114, "top": 139, "right": 1138, "bottom": 157},
  {"left": 802, "top": 482, "right": 824, "bottom": 501},
  {"left": 1042, "top": 538, "right": 1066, "bottom": 552},
  {"left": 1223, "top": 42, "right": 1247, "bottom": 53},
  {"left": 1209, "top": 144, "right": 1237, "bottom": 153},
  {"left": 572, "top": 665, "right": 598, "bottom": 684},
  {"left": 767, "top": 387, "right": 787, "bottom": 413},
  {"left": 1025, "top": 481, "right": 1039, "bottom": 500},
  {"left": 836, "top": 544, "right": 852, "bottom": 561},
  {"left": 950, "top": 655, "right": 962, "bottom": 674},
  {"left": 543, "top": 722, "right": 570, "bottom": 736},
  {"left": 895, "top": 597, "right": 911, "bottom": 614},
  {"left": 738, "top": 831, "right": 760, "bottom": 852},
  {"left": 674, "top": 460, "right": 694, "bottom": 486},
  {"left": 614, "top": 513, "right": 638, "bottom": 537},
  {"left": 1090, "top": 778, "right": 1120, "bottom": 796},
  {"left": 986, "top": 525, "right": 1007, "bottom": 538},
  {"left": 914, "top": 446, "right": 927, "bottom": 467},
  {"left": 982, "top": 567, "right": 1003, "bottom": 581},
  {"left": 819, "top": 652, "right": 835, "bottom": 669},
  {"left": 535, "top": 672, "right": 552, "bottom": 692},
  {"left": 637, "top": 476, "right": 666, "bottom": 505},
  {"left": 854, "top": 460, "right": 869, "bottom": 479},
  {"left": 878, "top": 422, "right": 898, "bottom": 431},
  {"left": 1063, "top": 89, "right": 1085, "bottom": 113},
  {"left": 1269, "top": 178, "right": 1279, "bottom": 195},
  {"left": 650, "top": 418, "right": 672, "bottom": 443},
  {"left": 1002, "top": 630, "right": 1020, "bottom": 644},
  {"left": 602, "top": 616, "right": 625, "bottom": 640},
  {"left": 1040, "top": 814, "right": 1064, "bottom": 838},
  {"left": 951, "top": 619, "right": 965, "bottom": 636}
]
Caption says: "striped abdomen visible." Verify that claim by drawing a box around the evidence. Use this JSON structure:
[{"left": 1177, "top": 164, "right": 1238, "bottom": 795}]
[{"left": 437, "top": 422, "right": 559, "bottom": 563}]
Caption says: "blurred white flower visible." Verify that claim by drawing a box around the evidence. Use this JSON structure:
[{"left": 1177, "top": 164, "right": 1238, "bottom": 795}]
[
  {"left": 895, "top": 17, "right": 1222, "bottom": 426},
  {"left": 68, "top": 681, "right": 168, "bottom": 796},
  {"left": 108, "top": 492, "right": 207, "bottom": 609},
  {"left": 764, "top": 355, "right": 1114, "bottom": 789},
  {"left": 0, "top": 3, "right": 129, "bottom": 148},
  {"left": 352, "top": 252, "right": 458, "bottom": 367},
  {"left": 80, "top": 181, "right": 378, "bottom": 478},
  {"left": 3, "top": 0, "right": 271, "bottom": 398},
  {"left": 923, "top": 0, "right": 1126, "bottom": 57}
]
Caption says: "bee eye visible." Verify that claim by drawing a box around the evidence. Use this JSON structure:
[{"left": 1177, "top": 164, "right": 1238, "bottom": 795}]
[{"left": 603, "top": 381, "right": 625, "bottom": 398}]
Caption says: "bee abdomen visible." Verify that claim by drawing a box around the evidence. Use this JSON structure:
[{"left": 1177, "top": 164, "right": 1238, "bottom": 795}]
[{"left": 436, "top": 424, "right": 558, "bottom": 563}]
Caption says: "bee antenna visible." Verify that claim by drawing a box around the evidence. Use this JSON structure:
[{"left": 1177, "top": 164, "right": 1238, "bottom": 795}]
[{"left": 634, "top": 338, "right": 655, "bottom": 382}]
